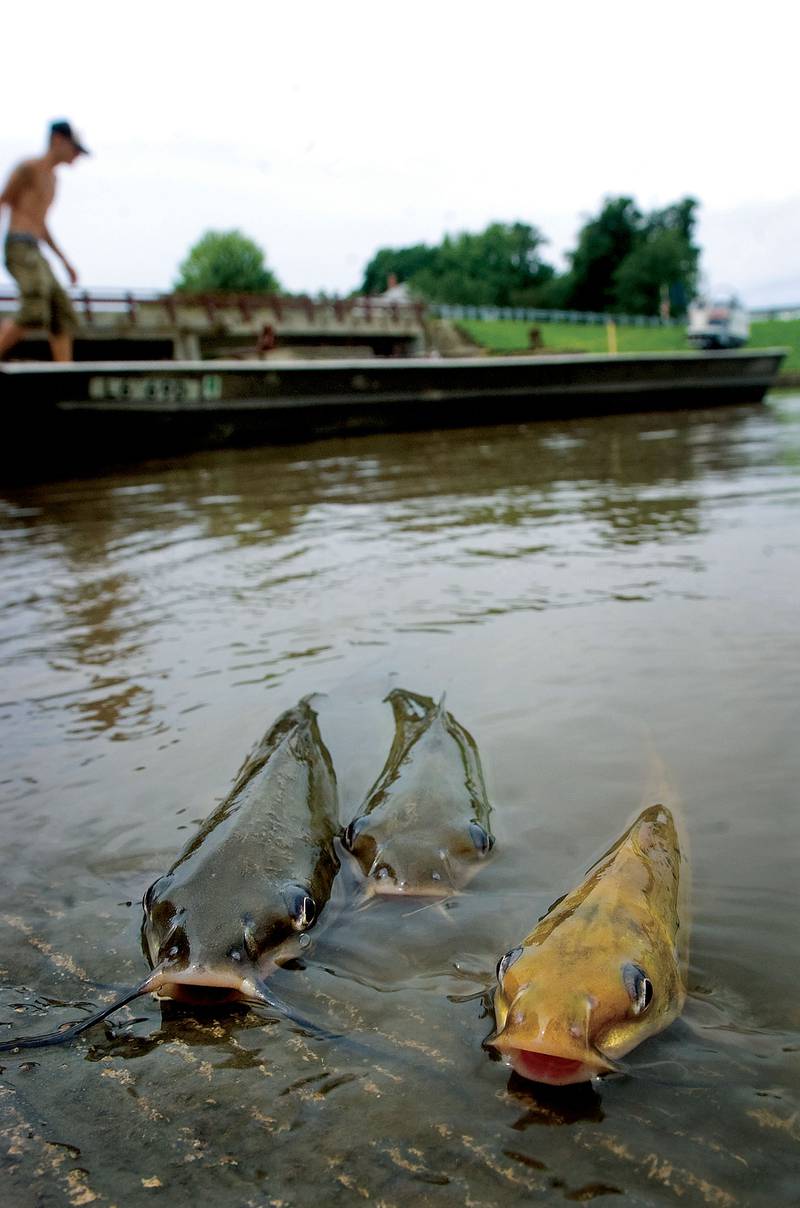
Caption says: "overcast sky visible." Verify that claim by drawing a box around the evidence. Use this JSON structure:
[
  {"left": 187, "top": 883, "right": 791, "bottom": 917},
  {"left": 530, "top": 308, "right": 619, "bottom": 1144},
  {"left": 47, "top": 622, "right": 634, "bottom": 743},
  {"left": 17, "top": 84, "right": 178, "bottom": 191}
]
[{"left": 2, "top": 0, "right": 798, "bottom": 306}]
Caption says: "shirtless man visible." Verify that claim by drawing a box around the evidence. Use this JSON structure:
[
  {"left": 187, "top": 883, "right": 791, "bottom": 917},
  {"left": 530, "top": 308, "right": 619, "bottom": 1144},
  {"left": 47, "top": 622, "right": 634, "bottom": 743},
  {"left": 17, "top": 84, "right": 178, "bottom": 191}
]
[{"left": 0, "top": 120, "right": 88, "bottom": 362}]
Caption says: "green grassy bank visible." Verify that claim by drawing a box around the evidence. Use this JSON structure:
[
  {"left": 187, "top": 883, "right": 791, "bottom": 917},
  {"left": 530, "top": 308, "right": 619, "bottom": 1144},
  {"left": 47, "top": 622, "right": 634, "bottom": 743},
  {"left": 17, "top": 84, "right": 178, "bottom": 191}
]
[{"left": 457, "top": 317, "right": 800, "bottom": 373}]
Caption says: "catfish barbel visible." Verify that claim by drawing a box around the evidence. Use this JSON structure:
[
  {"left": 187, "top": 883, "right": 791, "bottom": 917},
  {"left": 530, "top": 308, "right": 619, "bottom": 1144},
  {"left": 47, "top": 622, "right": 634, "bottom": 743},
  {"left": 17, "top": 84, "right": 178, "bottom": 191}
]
[
  {"left": 487, "top": 804, "right": 689, "bottom": 1085},
  {"left": 341, "top": 688, "right": 495, "bottom": 896},
  {"left": 0, "top": 698, "right": 339, "bottom": 1051}
]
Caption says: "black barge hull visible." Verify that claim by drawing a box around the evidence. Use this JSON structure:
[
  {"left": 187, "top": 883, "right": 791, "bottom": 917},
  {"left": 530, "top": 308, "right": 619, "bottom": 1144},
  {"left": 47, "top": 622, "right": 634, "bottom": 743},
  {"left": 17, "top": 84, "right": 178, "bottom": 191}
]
[{"left": 0, "top": 348, "right": 786, "bottom": 478}]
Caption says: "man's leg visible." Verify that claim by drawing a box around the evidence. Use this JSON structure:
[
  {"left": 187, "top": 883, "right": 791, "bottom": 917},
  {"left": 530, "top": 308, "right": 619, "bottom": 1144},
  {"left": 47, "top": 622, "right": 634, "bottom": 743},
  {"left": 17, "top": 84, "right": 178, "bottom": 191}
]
[
  {"left": 4, "top": 241, "right": 47, "bottom": 359},
  {"left": 50, "top": 277, "right": 77, "bottom": 363},
  {"left": 0, "top": 317, "right": 28, "bottom": 359},
  {"left": 48, "top": 332, "right": 73, "bottom": 362}
]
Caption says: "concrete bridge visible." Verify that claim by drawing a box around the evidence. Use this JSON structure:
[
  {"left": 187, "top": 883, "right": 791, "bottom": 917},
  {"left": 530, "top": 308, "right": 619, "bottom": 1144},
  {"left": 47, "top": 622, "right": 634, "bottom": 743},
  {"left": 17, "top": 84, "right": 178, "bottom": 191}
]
[{"left": 0, "top": 288, "right": 428, "bottom": 360}]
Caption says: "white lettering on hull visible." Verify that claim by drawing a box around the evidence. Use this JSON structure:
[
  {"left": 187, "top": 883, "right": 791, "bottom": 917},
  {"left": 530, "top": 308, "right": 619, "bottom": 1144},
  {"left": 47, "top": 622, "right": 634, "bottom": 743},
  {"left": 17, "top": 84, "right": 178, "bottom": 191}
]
[{"left": 88, "top": 375, "right": 223, "bottom": 403}]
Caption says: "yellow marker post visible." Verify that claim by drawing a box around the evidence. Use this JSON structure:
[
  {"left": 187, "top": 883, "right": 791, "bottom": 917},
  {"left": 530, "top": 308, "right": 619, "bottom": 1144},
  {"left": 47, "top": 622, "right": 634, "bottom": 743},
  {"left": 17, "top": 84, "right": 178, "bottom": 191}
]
[{"left": 606, "top": 319, "right": 618, "bottom": 355}]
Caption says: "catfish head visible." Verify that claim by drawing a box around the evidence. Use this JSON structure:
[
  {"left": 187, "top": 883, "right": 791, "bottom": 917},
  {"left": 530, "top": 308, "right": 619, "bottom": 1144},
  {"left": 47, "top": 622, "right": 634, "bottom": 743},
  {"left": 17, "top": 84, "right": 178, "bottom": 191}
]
[
  {"left": 342, "top": 808, "right": 493, "bottom": 896},
  {"left": 141, "top": 871, "right": 319, "bottom": 1003},
  {"left": 488, "top": 942, "right": 683, "bottom": 1085},
  {"left": 0, "top": 874, "right": 326, "bottom": 1054}
]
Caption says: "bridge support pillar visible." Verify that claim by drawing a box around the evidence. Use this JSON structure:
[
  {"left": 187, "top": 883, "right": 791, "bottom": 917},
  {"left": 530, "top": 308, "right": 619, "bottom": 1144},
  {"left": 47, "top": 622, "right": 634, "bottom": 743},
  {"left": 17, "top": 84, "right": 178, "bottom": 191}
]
[{"left": 174, "top": 332, "right": 201, "bottom": 360}]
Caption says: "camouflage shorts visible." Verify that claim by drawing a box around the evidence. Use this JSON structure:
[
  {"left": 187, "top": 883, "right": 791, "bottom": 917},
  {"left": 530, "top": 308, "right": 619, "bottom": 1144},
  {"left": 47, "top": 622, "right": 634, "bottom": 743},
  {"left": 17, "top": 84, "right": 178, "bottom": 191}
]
[{"left": 4, "top": 235, "right": 78, "bottom": 335}]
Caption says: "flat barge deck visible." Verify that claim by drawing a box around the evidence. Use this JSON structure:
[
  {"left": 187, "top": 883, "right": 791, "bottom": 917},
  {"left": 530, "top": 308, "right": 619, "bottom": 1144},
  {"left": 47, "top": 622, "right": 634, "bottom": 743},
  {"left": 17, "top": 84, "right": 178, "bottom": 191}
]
[{"left": 0, "top": 348, "right": 786, "bottom": 478}]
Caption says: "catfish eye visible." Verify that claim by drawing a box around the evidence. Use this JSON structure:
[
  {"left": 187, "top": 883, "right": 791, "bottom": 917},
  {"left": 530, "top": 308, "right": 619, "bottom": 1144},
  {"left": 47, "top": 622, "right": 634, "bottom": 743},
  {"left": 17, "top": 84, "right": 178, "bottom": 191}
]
[
  {"left": 284, "top": 886, "right": 317, "bottom": 931},
  {"left": 623, "top": 963, "right": 654, "bottom": 1015},
  {"left": 294, "top": 894, "right": 316, "bottom": 931},
  {"left": 160, "top": 926, "right": 189, "bottom": 965},
  {"left": 496, "top": 946, "right": 523, "bottom": 983},
  {"left": 343, "top": 816, "right": 366, "bottom": 852},
  {"left": 469, "top": 821, "right": 495, "bottom": 856}
]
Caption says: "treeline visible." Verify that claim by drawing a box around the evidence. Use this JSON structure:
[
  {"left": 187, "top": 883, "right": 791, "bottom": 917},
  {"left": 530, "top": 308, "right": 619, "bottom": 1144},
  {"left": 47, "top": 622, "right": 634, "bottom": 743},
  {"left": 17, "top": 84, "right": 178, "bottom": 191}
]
[{"left": 361, "top": 196, "right": 700, "bottom": 317}]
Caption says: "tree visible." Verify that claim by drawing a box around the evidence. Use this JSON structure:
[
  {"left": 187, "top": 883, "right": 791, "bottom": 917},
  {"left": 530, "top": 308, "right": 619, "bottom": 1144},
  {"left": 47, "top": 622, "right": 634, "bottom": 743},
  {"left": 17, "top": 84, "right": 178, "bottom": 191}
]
[
  {"left": 360, "top": 244, "right": 436, "bottom": 295},
  {"left": 560, "top": 197, "right": 642, "bottom": 312},
  {"left": 559, "top": 195, "right": 700, "bottom": 317},
  {"left": 613, "top": 227, "right": 698, "bottom": 315},
  {"left": 415, "top": 223, "right": 554, "bottom": 306},
  {"left": 361, "top": 222, "right": 554, "bottom": 306},
  {"left": 174, "top": 230, "right": 281, "bottom": 293},
  {"left": 618, "top": 197, "right": 700, "bottom": 315}
]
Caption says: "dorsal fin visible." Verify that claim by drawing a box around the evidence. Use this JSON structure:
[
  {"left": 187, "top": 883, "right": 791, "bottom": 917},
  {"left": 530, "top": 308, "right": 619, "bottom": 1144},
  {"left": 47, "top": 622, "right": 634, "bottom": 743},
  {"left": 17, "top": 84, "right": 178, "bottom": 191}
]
[{"left": 385, "top": 687, "right": 435, "bottom": 726}]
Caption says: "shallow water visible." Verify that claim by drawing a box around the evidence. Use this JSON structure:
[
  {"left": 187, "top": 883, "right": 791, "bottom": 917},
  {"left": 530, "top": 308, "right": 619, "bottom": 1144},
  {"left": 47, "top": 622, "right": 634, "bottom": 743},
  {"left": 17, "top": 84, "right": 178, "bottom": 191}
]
[{"left": 1, "top": 396, "right": 799, "bottom": 1206}]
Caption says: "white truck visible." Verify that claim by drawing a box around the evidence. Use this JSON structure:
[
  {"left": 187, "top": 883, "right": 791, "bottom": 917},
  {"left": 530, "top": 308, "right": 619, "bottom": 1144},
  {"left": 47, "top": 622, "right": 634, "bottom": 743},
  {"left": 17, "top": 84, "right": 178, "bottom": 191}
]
[{"left": 687, "top": 297, "right": 749, "bottom": 350}]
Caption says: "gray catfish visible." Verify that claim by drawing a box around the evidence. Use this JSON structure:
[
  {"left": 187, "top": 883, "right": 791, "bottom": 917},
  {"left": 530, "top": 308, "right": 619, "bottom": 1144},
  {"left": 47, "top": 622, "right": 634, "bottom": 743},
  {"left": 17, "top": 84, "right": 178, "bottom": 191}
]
[
  {"left": 0, "top": 698, "right": 339, "bottom": 1051},
  {"left": 342, "top": 689, "right": 495, "bottom": 896}
]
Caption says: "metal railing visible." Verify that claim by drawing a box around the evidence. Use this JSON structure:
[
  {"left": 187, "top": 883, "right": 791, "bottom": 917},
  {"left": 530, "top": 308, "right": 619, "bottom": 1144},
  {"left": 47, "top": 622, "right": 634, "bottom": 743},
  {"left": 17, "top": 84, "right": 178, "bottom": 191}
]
[
  {"left": 431, "top": 303, "right": 683, "bottom": 328},
  {"left": 0, "top": 287, "right": 427, "bottom": 326},
  {"left": 0, "top": 286, "right": 691, "bottom": 329},
  {"left": 749, "top": 306, "right": 800, "bottom": 321}
]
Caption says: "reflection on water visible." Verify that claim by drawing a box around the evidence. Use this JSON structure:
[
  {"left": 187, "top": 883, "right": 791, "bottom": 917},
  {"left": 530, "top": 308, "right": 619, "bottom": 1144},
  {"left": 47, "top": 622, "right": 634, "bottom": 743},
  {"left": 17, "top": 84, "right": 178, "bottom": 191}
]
[{"left": 1, "top": 397, "right": 799, "bottom": 1205}]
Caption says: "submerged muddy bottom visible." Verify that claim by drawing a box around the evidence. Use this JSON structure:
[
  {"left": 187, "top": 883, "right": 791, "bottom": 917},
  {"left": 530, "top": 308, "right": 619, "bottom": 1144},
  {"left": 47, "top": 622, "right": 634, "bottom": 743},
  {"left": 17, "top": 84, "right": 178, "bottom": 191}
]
[{"left": 1, "top": 397, "right": 799, "bottom": 1206}]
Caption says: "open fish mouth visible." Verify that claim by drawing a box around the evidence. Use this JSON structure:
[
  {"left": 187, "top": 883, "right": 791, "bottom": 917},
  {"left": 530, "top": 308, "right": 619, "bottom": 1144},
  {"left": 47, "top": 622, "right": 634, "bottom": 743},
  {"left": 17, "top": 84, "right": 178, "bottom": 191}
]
[
  {"left": 499, "top": 1045, "right": 610, "bottom": 1086},
  {"left": 151, "top": 967, "right": 260, "bottom": 1007},
  {"left": 365, "top": 878, "right": 456, "bottom": 899},
  {"left": 157, "top": 983, "right": 244, "bottom": 1006},
  {"left": 360, "top": 849, "right": 479, "bottom": 899}
]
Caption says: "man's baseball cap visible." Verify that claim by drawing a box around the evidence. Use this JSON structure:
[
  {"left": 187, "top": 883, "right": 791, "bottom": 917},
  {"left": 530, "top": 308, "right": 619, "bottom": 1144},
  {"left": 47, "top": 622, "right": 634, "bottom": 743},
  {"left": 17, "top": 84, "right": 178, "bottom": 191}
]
[{"left": 49, "top": 120, "right": 89, "bottom": 155}]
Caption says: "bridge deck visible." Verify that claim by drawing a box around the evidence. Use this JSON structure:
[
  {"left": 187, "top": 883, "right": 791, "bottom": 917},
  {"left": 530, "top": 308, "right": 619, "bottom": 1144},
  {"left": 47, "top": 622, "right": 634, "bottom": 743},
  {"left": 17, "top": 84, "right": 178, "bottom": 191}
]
[{"left": 0, "top": 289, "right": 428, "bottom": 359}]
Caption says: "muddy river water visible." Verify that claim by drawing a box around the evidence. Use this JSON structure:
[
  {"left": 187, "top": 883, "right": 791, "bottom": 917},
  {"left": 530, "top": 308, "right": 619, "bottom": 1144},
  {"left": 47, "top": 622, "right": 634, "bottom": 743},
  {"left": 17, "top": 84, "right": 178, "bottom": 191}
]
[{"left": 1, "top": 395, "right": 798, "bottom": 1206}]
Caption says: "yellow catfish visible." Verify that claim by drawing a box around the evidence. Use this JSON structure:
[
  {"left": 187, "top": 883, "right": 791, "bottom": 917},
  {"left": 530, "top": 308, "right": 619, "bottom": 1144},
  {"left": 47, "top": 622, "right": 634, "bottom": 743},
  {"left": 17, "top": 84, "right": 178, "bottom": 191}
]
[{"left": 488, "top": 804, "right": 689, "bottom": 1085}]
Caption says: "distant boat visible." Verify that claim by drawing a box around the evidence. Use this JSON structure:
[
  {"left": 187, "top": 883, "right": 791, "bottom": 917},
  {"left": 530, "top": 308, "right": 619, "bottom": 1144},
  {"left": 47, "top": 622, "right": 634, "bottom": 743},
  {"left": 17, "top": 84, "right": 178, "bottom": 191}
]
[{"left": 687, "top": 297, "right": 750, "bottom": 350}]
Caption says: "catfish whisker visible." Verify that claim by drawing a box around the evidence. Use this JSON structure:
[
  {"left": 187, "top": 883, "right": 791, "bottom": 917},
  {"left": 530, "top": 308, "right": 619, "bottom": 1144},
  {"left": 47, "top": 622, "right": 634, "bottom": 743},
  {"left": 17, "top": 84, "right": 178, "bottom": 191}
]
[{"left": 401, "top": 895, "right": 457, "bottom": 918}]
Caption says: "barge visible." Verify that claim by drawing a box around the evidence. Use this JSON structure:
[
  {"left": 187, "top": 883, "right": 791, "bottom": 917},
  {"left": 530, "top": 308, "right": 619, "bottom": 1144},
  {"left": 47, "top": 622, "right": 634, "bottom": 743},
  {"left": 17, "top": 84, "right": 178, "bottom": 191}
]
[{"left": 0, "top": 348, "right": 786, "bottom": 478}]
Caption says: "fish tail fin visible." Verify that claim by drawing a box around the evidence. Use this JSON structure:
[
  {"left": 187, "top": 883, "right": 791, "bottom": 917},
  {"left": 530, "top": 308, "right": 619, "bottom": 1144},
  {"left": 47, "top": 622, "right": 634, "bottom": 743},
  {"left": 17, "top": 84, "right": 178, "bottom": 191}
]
[{"left": 0, "top": 974, "right": 158, "bottom": 1053}]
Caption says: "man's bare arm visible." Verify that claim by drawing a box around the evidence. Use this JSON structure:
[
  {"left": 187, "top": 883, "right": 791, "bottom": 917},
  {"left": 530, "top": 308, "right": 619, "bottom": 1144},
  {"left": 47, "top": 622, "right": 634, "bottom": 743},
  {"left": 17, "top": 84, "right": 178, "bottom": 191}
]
[{"left": 42, "top": 224, "right": 78, "bottom": 286}]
